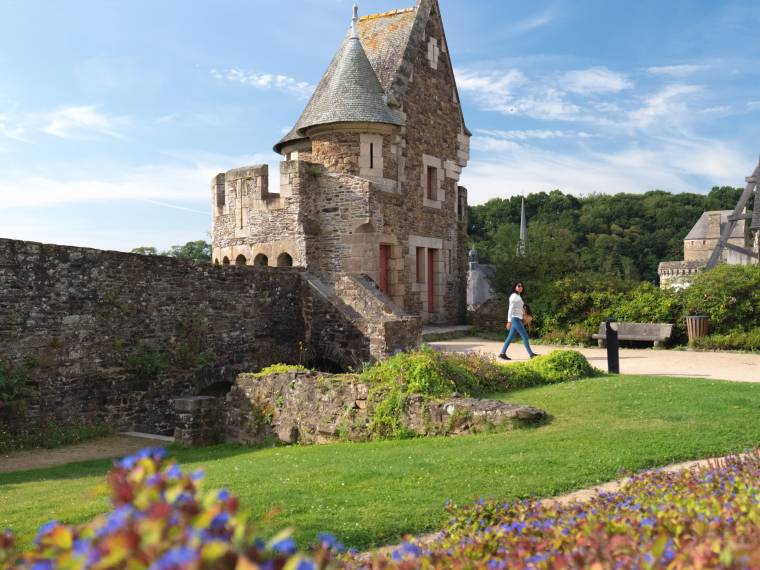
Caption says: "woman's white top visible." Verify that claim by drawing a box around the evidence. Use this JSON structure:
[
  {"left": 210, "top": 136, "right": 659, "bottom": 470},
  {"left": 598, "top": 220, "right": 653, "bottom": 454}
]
[{"left": 508, "top": 292, "right": 524, "bottom": 321}]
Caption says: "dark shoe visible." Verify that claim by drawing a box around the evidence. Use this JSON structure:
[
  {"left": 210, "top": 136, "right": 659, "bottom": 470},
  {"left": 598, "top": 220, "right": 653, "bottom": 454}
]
[
  {"left": 498, "top": 353, "right": 511, "bottom": 361},
  {"left": 529, "top": 353, "right": 539, "bottom": 359}
]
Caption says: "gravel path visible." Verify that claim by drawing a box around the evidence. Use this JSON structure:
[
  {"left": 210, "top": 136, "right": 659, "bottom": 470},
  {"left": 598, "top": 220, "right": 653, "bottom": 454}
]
[
  {"left": 0, "top": 435, "right": 152, "bottom": 474},
  {"left": 430, "top": 337, "right": 760, "bottom": 382}
]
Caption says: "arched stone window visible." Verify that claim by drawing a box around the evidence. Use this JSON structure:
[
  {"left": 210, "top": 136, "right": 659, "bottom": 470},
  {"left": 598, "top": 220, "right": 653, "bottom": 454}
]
[
  {"left": 254, "top": 254, "right": 269, "bottom": 266},
  {"left": 277, "top": 252, "right": 293, "bottom": 267},
  {"left": 214, "top": 258, "right": 220, "bottom": 265},
  {"left": 235, "top": 254, "right": 247, "bottom": 266},
  {"left": 222, "top": 256, "right": 230, "bottom": 265}
]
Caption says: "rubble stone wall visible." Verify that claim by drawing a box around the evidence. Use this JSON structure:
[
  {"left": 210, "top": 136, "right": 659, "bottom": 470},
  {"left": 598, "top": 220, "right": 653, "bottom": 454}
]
[{"left": 0, "top": 238, "right": 412, "bottom": 437}]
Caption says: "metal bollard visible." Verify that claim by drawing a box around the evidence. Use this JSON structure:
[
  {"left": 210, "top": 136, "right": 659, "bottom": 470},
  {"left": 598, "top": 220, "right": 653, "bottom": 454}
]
[{"left": 605, "top": 318, "right": 620, "bottom": 374}]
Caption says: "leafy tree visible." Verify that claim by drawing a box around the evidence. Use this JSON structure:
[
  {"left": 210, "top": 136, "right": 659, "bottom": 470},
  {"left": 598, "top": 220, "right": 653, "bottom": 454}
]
[
  {"left": 130, "top": 246, "right": 158, "bottom": 255},
  {"left": 163, "top": 240, "right": 212, "bottom": 261}
]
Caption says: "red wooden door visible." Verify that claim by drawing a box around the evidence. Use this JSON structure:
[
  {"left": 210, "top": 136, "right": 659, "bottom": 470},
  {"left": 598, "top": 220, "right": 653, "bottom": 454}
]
[
  {"left": 379, "top": 244, "right": 391, "bottom": 294},
  {"left": 427, "top": 248, "right": 435, "bottom": 312}
]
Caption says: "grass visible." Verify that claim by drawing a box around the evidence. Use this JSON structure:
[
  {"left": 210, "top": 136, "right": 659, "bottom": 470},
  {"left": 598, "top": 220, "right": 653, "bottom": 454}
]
[{"left": 2, "top": 374, "right": 760, "bottom": 551}]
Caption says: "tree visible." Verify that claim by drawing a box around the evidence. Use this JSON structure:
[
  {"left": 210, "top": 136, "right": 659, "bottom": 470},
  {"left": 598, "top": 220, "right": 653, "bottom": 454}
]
[
  {"left": 163, "top": 240, "right": 212, "bottom": 261},
  {"left": 131, "top": 246, "right": 158, "bottom": 255}
]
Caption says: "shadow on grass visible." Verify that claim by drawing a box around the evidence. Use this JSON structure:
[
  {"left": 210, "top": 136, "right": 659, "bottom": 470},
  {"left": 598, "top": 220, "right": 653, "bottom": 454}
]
[{"left": 0, "top": 442, "right": 277, "bottom": 487}]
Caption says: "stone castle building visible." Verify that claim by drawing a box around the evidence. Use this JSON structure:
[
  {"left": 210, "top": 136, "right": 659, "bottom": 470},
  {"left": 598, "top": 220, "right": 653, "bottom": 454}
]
[
  {"left": 658, "top": 210, "right": 758, "bottom": 288},
  {"left": 212, "top": 0, "right": 470, "bottom": 324}
]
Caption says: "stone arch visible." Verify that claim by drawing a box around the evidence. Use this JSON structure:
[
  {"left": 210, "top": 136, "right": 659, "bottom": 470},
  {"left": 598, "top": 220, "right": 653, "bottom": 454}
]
[
  {"left": 235, "top": 254, "right": 247, "bottom": 266},
  {"left": 254, "top": 254, "right": 269, "bottom": 266},
  {"left": 214, "top": 258, "right": 220, "bottom": 265},
  {"left": 353, "top": 221, "right": 375, "bottom": 234},
  {"left": 222, "top": 256, "right": 230, "bottom": 265},
  {"left": 277, "top": 252, "right": 293, "bottom": 267}
]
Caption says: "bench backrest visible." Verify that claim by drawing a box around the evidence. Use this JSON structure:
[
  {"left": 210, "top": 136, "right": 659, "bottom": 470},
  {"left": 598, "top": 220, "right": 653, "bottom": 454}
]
[{"left": 596, "top": 322, "right": 673, "bottom": 339}]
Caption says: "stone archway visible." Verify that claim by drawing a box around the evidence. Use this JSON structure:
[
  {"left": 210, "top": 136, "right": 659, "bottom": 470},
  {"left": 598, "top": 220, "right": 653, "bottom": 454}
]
[{"left": 277, "top": 252, "right": 293, "bottom": 267}]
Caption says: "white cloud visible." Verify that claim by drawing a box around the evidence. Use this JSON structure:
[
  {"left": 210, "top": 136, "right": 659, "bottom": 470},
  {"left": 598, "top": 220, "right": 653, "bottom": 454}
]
[
  {"left": 212, "top": 68, "right": 314, "bottom": 98},
  {"left": 461, "top": 135, "right": 750, "bottom": 203},
  {"left": 476, "top": 129, "right": 567, "bottom": 141},
  {"left": 562, "top": 67, "right": 632, "bottom": 95},
  {"left": 40, "top": 105, "right": 129, "bottom": 140},
  {"left": 647, "top": 64, "right": 707, "bottom": 77},
  {"left": 513, "top": 8, "right": 557, "bottom": 33},
  {"left": 748, "top": 101, "right": 760, "bottom": 110},
  {"left": 0, "top": 113, "right": 27, "bottom": 141},
  {"left": 629, "top": 84, "right": 702, "bottom": 129},
  {"left": 0, "top": 151, "right": 281, "bottom": 209},
  {"left": 456, "top": 68, "right": 581, "bottom": 120}
]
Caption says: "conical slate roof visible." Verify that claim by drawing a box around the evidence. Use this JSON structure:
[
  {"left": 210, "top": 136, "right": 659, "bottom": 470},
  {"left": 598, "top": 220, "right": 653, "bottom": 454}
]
[{"left": 275, "top": 34, "right": 400, "bottom": 153}]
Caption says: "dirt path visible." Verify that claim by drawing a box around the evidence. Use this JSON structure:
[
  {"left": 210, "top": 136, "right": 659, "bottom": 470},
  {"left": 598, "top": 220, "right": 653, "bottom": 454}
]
[
  {"left": 430, "top": 337, "right": 760, "bottom": 382},
  {"left": 0, "top": 435, "right": 152, "bottom": 474}
]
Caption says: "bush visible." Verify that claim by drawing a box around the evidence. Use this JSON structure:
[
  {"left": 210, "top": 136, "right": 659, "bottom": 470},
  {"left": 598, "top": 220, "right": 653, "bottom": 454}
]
[
  {"left": 682, "top": 264, "right": 760, "bottom": 334},
  {"left": 357, "top": 452, "right": 760, "bottom": 568},
  {"left": 690, "top": 328, "right": 760, "bottom": 352},
  {"left": 126, "top": 343, "right": 168, "bottom": 379},
  {"left": 0, "top": 358, "right": 35, "bottom": 405},
  {"left": 0, "top": 449, "right": 342, "bottom": 569},
  {"left": 253, "top": 363, "right": 311, "bottom": 377}
]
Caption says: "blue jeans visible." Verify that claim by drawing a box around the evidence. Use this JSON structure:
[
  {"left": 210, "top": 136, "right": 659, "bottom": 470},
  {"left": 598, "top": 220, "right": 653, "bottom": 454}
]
[{"left": 500, "top": 317, "right": 535, "bottom": 356}]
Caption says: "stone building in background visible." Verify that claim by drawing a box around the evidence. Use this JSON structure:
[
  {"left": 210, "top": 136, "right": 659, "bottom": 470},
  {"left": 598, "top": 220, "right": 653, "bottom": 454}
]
[
  {"left": 658, "top": 210, "right": 756, "bottom": 288},
  {"left": 212, "top": 0, "right": 470, "bottom": 324}
]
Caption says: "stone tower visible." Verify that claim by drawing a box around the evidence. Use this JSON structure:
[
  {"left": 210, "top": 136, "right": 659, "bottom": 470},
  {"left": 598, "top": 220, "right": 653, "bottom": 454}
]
[{"left": 212, "top": 0, "right": 471, "bottom": 324}]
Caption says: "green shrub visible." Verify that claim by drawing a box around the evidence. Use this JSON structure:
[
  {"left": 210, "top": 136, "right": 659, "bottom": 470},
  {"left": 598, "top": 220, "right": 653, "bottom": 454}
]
[
  {"left": 126, "top": 343, "right": 168, "bottom": 379},
  {"left": 0, "top": 360, "right": 32, "bottom": 404},
  {"left": 690, "top": 328, "right": 760, "bottom": 352},
  {"left": 525, "top": 349, "right": 597, "bottom": 383},
  {"left": 253, "top": 363, "right": 311, "bottom": 377},
  {"left": 682, "top": 264, "right": 760, "bottom": 334},
  {"left": 360, "top": 345, "right": 457, "bottom": 398}
]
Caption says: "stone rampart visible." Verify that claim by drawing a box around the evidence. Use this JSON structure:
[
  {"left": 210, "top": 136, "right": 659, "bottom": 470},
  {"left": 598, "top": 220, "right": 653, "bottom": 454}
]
[{"left": 0, "top": 238, "right": 416, "bottom": 438}]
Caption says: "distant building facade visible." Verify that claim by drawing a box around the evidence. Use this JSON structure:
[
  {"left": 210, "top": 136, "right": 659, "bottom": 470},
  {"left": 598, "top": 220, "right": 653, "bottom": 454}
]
[
  {"left": 659, "top": 210, "right": 757, "bottom": 288},
  {"left": 212, "top": 0, "right": 470, "bottom": 324}
]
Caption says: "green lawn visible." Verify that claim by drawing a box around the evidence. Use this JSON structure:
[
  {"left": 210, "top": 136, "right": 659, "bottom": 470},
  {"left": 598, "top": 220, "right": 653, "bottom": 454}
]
[{"left": 2, "top": 374, "right": 760, "bottom": 550}]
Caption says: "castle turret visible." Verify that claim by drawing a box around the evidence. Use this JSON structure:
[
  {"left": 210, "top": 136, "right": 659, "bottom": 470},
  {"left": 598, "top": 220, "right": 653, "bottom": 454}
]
[{"left": 274, "top": 6, "right": 401, "bottom": 178}]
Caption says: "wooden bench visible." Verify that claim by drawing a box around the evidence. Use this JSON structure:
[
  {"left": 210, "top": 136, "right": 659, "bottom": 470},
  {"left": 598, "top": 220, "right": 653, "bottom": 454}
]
[{"left": 591, "top": 322, "right": 673, "bottom": 348}]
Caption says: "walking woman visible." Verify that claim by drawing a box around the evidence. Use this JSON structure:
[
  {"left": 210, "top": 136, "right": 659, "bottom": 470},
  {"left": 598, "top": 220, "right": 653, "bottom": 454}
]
[{"left": 498, "top": 281, "right": 537, "bottom": 360}]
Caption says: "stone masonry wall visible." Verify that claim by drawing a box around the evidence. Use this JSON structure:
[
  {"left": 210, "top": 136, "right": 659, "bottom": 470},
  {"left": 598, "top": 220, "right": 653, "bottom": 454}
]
[
  {"left": 393, "top": 0, "right": 469, "bottom": 325},
  {"left": 0, "top": 238, "right": 406, "bottom": 437},
  {"left": 221, "top": 370, "right": 546, "bottom": 446}
]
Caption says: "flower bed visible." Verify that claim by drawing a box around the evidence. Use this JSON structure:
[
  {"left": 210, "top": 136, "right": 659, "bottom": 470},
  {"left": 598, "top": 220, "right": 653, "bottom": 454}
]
[
  {"left": 4, "top": 449, "right": 759, "bottom": 568},
  {"left": 365, "top": 452, "right": 760, "bottom": 569}
]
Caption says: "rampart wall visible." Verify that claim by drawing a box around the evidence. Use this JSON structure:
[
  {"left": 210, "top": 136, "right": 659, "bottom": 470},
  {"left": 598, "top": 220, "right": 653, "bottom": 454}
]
[{"left": 0, "top": 238, "right": 415, "bottom": 437}]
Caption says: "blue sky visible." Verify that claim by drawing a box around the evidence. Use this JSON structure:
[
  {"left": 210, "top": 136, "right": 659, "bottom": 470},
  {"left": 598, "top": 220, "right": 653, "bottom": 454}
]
[{"left": 1, "top": 0, "right": 759, "bottom": 251}]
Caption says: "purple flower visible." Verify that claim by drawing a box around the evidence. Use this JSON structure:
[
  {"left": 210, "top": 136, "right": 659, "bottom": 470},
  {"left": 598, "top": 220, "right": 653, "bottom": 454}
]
[
  {"left": 272, "top": 537, "right": 297, "bottom": 555},
  {"left": 34, "top": 520, "right": 59, "bottom": 544},
  {"left": 152, "top": 547, "right": 198, "bottom": 570},
  {"left": 31, "top": 562, "right": 54, "bottom": 570},
  {"left": 296, "top": 559, "right": 317, "bottom": 570},
  {"left": 166, "top": 464, "right": 182, "bottom": 480}
]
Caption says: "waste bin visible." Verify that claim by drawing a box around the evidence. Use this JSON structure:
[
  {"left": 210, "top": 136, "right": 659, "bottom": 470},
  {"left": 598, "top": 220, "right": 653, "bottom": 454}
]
[{"left": 686, "top": 315, "right": 709, "bottom": 341}]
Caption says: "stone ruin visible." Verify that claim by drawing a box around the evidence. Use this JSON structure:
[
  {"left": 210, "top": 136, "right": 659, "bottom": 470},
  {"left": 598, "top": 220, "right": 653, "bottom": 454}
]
[{"left": 174, "top": 369, "right": 546, "bottom": 446}]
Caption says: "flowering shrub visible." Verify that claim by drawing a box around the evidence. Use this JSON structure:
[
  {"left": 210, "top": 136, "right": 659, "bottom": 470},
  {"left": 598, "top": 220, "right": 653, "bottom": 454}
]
[
  {"left": 356, "top": 451, "right": 760, "bottom": 569},
  {"left": 0, "top": 449, "right": 342, "bottom": 569}
]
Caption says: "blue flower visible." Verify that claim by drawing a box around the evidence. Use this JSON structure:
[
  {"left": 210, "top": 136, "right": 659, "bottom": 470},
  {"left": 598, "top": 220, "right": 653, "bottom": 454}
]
[
  {"left": 210, "top": 512, "right": 230, "bottom": 530},
  {"left": 119, "top": 455, "right": 138, "bottom": 470},
  {"left": 34, "top": 520, "right": 59, "bottom": 544},
  {"left": 152, "top": 547, "right": 198, "bottom": 570},
  {"left": 166, "top": 464, "right": 182, "bottom": 480},
  {"left": 217, "top": 489, "right": 231, "bottom": 501},
  {"left": 190, "top": 470, "right": 205, "bottom": 481},
  {"left": 272, "top": 537, "right": 297, "bottom": 555},
  {"left": 296, "top": 559, "right": 317, "bottom": 570},
  {"left": 31, "top": 562, "right": 54, "bottom": 570}
]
